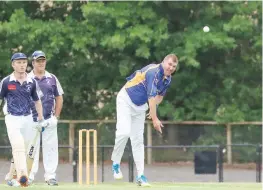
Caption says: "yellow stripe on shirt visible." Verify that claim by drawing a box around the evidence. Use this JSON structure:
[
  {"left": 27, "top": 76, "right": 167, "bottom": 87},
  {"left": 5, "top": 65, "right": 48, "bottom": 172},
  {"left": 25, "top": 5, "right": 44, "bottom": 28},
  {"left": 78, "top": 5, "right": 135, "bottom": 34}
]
[{"left": 125, "top": 64, "right": 159, "bottom": 88}]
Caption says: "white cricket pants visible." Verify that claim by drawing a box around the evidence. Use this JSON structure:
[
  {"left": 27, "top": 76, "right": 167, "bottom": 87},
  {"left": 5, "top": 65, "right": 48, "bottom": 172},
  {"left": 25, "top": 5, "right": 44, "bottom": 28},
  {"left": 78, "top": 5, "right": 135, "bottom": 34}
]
[
  {"left": 5, "top": 114, "right": 37, "bottom": 179},
  {"left": 29, "top": 116, "right": 58, "bottom": 181},
  {"left": 111, "top": 87, "right": 148, "bottom": 176}
]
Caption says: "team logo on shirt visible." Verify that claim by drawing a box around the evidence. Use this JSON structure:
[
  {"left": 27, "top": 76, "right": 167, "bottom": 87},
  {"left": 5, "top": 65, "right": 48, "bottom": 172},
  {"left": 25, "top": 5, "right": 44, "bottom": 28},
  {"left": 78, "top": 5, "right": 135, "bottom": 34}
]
[
  {"left": 26, "top": 85, "right": 32, "bottom": 92},
  {"left": 154, "top": 78, "right": 158, "bottom": 85},
  {"left": 46, "top": 79, "right": 50, "bottom": 85},
  {"left": 8, "top": 84, "right": 16, "bottom": 90}
]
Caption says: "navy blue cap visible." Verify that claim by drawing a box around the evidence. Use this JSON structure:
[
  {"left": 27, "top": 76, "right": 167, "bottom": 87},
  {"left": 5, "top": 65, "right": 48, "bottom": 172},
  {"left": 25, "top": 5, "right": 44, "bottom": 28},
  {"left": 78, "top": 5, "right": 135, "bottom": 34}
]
[
  {"left": 32, "top": 50, "right": 46, "bottom": 60},
  {"left": 11, "top": 53, "right": 27, "bottom": 61}
]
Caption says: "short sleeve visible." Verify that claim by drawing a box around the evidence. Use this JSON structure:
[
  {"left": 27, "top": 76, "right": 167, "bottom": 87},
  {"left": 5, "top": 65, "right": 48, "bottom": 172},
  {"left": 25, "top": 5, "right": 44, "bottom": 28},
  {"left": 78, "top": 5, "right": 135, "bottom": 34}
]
[
  {"left": 31, "top": 80, "right": 42, "bottom": 101},
  {"left": 0, "top": 79, "right": 7, "bottom": 99},
  {"left": 158, "top": 88, "right": 167, "bottom": 96},
  {"left": 53, "top": 76, "right": 64, "bottom": 97},
  {"left": 158, "top": 78, "right": 171, "bottom": 96}
]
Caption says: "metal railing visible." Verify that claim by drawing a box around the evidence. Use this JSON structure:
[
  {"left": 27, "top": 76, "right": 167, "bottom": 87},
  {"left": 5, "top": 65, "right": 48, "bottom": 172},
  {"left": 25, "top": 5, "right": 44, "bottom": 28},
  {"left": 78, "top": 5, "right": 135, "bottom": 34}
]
[
  {"left": 74, "top": 143, "right": 262, "bottom": 183},
  {"left": 0, "top": 144, "right": 261, "bottom": 183},
  {"left": 0, "top": 118, "right": 261, "bottom": 164},
  {"left": 60, "top": 120, "right": 262, "bottom": 165}
]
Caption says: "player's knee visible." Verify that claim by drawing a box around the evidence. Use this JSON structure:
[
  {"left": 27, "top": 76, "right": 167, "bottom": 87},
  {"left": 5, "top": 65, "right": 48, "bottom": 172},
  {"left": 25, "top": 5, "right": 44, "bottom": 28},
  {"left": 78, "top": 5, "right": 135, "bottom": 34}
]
[
  {"left": 116, "top": 129, "right": 131, "bottom": 137},
  {"left": 130, "top": 135, "right": 144, "bottom": 145}
]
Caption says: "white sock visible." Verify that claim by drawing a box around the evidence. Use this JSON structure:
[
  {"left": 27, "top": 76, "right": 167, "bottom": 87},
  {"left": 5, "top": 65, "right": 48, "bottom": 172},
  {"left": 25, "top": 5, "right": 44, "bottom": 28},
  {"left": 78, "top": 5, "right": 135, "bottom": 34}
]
[
  {"left": 138, "top": 171, "right": 144, "bottom": 177},
  {"left": 113, "top": 161, "right": 120, "bottom": 165}
]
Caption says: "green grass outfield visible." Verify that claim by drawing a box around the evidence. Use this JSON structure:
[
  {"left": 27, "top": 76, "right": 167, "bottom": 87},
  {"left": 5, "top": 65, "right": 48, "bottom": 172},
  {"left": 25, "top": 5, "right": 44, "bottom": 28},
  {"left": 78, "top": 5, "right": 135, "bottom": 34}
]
[{"left": 0, "top": 182, "right": 261, "bottom": 190}]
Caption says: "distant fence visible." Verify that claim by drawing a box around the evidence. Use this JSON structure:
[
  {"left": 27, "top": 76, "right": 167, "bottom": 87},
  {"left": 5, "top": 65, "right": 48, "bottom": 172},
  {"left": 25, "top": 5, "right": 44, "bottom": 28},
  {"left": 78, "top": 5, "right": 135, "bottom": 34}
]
[
  {"left": 0, "top": 143, "right": 261, "bottom": 183},
  {"left": 0, "top": 119, "right": 261, "bottom": 164},
  {"left": 60, "top": 120, "right": 261, "bottom": 164}
]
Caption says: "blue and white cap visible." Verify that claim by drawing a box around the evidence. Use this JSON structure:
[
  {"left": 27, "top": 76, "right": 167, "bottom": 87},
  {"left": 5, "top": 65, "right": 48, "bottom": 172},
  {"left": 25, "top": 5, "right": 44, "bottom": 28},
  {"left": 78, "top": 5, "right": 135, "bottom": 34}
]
[
  {"left": 32, "top": 50, "right": 46, "bottom": 60},
  {"left": 11, "top": 52, "right": 27, "bottom": 61}
]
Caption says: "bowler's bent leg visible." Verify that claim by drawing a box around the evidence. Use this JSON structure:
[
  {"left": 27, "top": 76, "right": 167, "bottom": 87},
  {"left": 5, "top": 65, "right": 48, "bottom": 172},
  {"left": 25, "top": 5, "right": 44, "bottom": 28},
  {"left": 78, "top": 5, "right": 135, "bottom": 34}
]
[{"left": 111, "top": 95, "right": 132, "bottom": 164}]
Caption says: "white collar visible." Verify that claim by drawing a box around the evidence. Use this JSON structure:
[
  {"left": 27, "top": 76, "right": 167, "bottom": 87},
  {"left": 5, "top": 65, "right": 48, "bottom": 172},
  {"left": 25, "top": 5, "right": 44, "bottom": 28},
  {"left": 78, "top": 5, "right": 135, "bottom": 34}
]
[
  {"left": 9, "top": 72, "right": 33, "bottom": 83},
  {"left": 28, "top": 70, "right": 52, "bottom": 78}
]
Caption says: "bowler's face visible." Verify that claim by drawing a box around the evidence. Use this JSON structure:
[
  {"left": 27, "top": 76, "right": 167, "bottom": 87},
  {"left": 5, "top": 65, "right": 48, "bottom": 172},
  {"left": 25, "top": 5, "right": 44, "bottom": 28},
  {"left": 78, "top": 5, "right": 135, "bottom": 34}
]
[{"left": 162, "top": 58, "right": 178, "bottom": 76}]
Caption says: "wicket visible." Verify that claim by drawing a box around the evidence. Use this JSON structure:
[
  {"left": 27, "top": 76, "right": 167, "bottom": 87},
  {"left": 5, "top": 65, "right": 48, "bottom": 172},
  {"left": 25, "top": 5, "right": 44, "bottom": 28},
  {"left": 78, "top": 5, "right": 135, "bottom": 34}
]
[{"left": 78, "top": 129, "right": 98, "bottom": 185}]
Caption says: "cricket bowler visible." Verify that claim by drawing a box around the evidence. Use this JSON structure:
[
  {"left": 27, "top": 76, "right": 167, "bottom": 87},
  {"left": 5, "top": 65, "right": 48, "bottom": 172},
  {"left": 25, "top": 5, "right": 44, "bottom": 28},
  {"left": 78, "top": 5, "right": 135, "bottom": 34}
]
[{"left": 111, "top": 54, "right": 178, "bottom": 186}]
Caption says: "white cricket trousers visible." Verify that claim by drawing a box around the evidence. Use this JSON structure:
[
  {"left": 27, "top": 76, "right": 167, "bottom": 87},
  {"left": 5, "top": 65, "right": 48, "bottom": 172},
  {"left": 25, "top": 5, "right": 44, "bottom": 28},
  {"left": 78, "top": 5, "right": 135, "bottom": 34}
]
[
  {"left": 5, "top": 114, "right": 37, "bottom": 179},
  {"left": 29, "top": 116, "right": 58, "bottom": 181},
  {"left": 111, "top": 87, "right": 148, "bottom": 176}
]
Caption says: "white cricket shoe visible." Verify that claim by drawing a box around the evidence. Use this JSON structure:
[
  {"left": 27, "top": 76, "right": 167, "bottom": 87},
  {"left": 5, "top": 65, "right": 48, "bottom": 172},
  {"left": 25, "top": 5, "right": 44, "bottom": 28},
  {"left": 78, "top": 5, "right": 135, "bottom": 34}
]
[
  {"left": 6, "top": 179, "right": 20, "bottom": 187},
  {"left": 136, "top": 175, "right": 151, "bottom": 187},
  {"left": 28, "top": 178, "right": 34, "bottom": 185}
]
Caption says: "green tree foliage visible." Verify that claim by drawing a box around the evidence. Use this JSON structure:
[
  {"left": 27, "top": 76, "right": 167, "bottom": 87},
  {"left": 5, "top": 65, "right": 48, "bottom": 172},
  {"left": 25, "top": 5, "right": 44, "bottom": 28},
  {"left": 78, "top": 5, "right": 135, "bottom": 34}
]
[{"left": 0, "top": 1, "right": 261, "bottom": 145}]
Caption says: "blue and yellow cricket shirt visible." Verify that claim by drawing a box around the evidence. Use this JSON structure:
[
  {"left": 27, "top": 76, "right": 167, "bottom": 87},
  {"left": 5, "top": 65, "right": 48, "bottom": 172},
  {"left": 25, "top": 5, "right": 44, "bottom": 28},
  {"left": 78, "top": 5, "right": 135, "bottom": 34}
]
[{"left": 125, "top": 63, "right": 171, "bottom": 106}]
